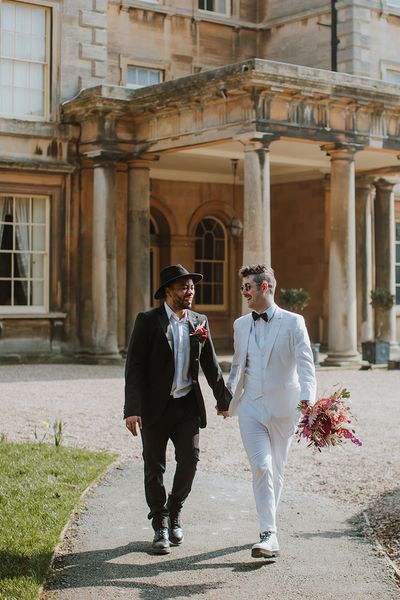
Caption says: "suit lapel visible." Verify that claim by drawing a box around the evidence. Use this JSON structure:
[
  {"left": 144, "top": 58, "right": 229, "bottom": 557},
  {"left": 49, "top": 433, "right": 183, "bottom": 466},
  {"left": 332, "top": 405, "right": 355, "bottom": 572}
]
[
  {"left": 188, "top": 310, "right": 201, "bottom": 357},
  {"left": 240, "top": 314, "right": 253, "bottom": 359},
  {"left": 263, "top": 307, "right": 283, "bottom": 366},
  {"left": 156, "top": 305, "right": 174, "bottom": 353}
]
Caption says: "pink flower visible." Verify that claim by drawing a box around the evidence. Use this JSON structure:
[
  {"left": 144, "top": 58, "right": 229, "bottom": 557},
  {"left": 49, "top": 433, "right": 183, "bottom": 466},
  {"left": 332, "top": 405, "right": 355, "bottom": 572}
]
[{"left": 296, "top": 387, "right": 362, "bottom": 451}]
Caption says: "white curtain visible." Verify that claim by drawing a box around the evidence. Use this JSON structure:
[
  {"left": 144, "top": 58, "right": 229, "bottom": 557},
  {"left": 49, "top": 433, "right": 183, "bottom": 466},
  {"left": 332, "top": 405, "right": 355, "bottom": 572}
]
[
  {"left": 0, "top": 196, "right": 13, "bottom": 248},
  {"left": 14, "top": 197, "right": 30, "bottom": 302}
]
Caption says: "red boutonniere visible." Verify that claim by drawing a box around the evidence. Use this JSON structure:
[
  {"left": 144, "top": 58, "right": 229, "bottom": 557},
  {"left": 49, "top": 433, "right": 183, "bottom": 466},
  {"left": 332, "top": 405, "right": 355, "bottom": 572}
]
[{"left": 190, "top": 324, "right": 208, "bottom": 345}]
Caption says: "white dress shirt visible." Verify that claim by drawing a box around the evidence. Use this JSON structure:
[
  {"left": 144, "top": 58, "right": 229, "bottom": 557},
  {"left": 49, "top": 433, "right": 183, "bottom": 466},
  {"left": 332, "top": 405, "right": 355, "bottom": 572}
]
[
  {"left": 252, "top": 303, "right": 276, "bottom": 347},
  {"left": 164, "top": 302, "right": 193, "bottom": 398}
]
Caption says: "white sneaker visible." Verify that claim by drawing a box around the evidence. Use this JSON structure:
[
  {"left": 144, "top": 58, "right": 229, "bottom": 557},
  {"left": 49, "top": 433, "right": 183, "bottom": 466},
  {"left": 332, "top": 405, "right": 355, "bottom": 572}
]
[{"left": 251, "top": 531, "right": 280, "bottom": 558}]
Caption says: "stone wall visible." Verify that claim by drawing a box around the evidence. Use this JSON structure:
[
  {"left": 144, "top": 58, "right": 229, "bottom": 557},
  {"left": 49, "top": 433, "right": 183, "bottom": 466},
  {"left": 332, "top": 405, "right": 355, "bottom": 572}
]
[{"left": 60, "top": 0, "right": 108, "bottom": 101}]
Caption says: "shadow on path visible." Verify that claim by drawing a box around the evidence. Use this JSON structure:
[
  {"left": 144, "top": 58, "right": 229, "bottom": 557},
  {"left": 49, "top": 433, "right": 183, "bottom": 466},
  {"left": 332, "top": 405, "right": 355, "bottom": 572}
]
[{"left": 49, "top": 542, "right": 273, "bottom": 598}]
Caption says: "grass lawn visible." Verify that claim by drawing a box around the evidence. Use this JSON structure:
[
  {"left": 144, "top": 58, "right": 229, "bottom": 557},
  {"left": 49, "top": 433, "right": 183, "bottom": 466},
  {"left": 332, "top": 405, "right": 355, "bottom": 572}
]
[{"left": 0, "top": 441, "right": 117, "bottom": 600}]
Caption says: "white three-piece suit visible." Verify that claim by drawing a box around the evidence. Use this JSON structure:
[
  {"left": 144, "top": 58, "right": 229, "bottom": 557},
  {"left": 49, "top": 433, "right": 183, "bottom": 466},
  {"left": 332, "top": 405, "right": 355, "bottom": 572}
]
[{"left": 227, "top": 304, "right": 316, "bottom": 533}]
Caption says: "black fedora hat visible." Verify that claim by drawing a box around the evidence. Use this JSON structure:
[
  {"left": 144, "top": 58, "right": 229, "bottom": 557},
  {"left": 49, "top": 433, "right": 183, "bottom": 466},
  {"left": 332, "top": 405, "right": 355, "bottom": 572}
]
[{"left": 154, "top": 264, "right": 203, "bottom": 300}]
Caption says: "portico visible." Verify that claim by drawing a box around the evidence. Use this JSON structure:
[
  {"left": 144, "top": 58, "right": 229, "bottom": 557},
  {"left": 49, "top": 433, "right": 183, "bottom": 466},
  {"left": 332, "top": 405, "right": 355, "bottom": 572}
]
[{"left": 59, "top": 59, "right": 400, "bottom": 361}]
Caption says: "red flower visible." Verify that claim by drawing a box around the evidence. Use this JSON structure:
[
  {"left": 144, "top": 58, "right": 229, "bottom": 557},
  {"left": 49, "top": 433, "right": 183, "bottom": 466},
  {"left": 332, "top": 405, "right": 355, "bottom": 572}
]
[{"left": 190, "top": 325, "right": 208, "bottom": 344}]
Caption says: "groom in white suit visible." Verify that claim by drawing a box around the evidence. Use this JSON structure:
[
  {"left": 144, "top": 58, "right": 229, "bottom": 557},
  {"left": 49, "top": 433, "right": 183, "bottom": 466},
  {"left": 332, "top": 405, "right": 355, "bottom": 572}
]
[{"left": 226, "top": 264, "right": 316, "bottom": 558}]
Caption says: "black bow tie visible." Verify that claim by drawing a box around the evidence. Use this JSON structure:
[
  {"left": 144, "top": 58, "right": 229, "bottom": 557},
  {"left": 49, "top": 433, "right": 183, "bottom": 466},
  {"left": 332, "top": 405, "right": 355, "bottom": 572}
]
[{"left": 252, "top": 311, "right": 268, "bottom": 322}]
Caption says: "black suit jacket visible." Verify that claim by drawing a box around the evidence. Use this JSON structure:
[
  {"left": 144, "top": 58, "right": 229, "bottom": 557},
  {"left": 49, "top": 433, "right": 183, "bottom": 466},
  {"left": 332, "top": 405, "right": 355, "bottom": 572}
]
[{"left": 124, "top": 305, "right": 231, "bottom": 428}]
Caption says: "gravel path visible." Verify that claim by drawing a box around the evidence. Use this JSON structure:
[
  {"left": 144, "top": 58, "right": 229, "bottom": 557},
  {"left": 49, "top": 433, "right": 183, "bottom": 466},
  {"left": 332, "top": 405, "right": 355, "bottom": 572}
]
[{"left": 0, "top": 364, "right": 399, "bottom": 577}]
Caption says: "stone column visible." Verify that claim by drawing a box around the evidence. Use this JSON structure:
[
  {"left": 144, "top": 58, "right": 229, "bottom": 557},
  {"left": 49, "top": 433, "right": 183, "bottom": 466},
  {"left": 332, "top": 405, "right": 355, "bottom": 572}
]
[
  {"left": 322, "top": 144, "right": 361, "bottom": 365},
  {"left": 355, "top": 176, "right": 374, "bottom": 344},
  {"left": 373, "top": 178, "right": 398, "bottom": 348},
  {"left": 91, "top": 159, "right": 119, "bottom": 357},
  {"left": 242, "top": 139, "right": 271, "bottom": 266},
  {"left": 126, "top": 159, "right": 152, "bottom": 344}
]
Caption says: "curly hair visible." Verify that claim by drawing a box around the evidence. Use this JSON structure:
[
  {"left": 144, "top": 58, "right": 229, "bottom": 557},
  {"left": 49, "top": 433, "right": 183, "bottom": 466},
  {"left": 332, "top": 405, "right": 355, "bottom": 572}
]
[{"left": 239, "top": 264, "right": 276, "bottom": 294}]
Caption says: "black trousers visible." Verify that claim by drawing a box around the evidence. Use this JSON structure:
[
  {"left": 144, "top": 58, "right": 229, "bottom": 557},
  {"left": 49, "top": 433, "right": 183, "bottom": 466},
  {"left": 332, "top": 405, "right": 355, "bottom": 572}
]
[{"left": 140, "top": 390, "right": 200, "bottom": 530}]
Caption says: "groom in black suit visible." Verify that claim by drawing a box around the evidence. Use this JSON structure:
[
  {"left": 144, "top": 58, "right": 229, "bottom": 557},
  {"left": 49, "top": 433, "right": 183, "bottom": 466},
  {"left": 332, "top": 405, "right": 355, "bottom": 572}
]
[{"left": 124, "top": 264, "right": 231, "bottom": 554}]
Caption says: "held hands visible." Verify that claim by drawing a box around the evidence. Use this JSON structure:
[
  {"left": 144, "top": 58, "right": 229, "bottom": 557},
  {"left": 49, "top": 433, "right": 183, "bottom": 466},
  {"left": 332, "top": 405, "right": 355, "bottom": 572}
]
[
  {"left": 125, "top": 415, "right": 142, "bottom": 436},
  {"left": 215, "top": 405, "right": 229, "bottom": 419}
]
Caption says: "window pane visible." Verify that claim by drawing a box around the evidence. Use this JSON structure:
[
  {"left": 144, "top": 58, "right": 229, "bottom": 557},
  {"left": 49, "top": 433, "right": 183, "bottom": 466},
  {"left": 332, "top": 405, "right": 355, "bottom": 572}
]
[
  {"left": 1, "top": 2, "right": 16, "bottom": 30},
  {"left": 0, "top": 278, "right": 12, "bottom": 305},
  {"left": 396, "top": 222, "right": 400, "bottom": 239},
  {"left": 31, "top": 7, "right": 45, "bottom": 37},
  {"left": 137, "top": 68, "right": 149, "bottom": 86},
  {"left": 213, "top": 262, "right": 223, "bottom": 282},
  {"left": 203, "top": 261, "right": 212, "bottom": 281},
  {"left": 215, "top": 239, "right": 224, "bottom": 260},
  {"left": 396, "top": 244, "right": 400, "bottom": 263},
  {"left": 15, "top": 33, "right": 31, "bottom": 60},
  {"left": 31, "top": 225, "right": 45, "bottom": 251},
  {"left": 14, "top": 61, "right": 29, "bottom": 87},
  {"left": 396, "top": 265, "right": 400, "bottom": 283},
  {"left": 16, "top": 253, "right": 29, "bottom": 278},
  {"left": 0, "top": 84, "right": 13, "bottom": 113},
  {"left": 14, "top": 279, "right": 28, "bottom": 305},
  {"left": 16, "top": 4, "right": 31, "bottom": 34},
  {"left": 32, "top": 198, "right": 46, "bottom": 224},
  {"left": 14, "top": 87, "right": 29, "bottom": 116},
  {"left": 204, "top": 232, "right": 214, "bottom": 259},
  {"left": 385, "top": 70, "right": 400, "bottom": 84},
  {"left": 148, "top": 70, "right": 161, "bottom": 85},
  {"left": 127, "top": 67, "right": 137, "bottom": 85},
  {"left": 216, "top": 0, "right": 227, "bottom": 13},
  {"left": 0, "top": 58, "right": 13, "bottom": 85},
  {"left": 397, "top": 286, "right": 400, "bottom": 305},
  {"left": 199, "top": 0, "right": 227, "bottom": 12},
  {"left": 30, "top": 63, "right": 44, "bottom": 90},
  {"left": 29, "top": 90, "right": 44, "bottom": 116},
  {"left": 214, "top": 284, "right": 223, "bottom": 304},
  {"left": 0, "top": 30, "right": 14, "bottom": 57},
  {"left": 31, "top": 254, "right": 44, "bottom": 278},
  {"left": 31, "top": 279, "right": 43, "bottom": 305},
  {"left": 31, "top": 35, "right": 46, "bottom": 62}
]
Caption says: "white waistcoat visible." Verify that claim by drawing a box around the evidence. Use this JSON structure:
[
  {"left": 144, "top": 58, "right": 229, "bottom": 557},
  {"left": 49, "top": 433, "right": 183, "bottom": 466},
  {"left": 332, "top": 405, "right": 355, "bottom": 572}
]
[{"left": 243, "top": 327, "right": 269, "bottom": 400}]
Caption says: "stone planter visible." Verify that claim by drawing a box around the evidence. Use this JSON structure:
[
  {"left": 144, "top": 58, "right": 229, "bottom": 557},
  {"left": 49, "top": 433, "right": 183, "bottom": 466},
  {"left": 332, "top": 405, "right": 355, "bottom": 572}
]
[{"left": 361, "top": 340, "right": 390, "bottom": 365}]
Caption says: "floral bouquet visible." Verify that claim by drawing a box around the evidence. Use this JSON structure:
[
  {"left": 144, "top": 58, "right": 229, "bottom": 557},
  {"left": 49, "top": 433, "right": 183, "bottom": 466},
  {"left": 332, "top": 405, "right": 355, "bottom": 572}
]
[{"left": 296, "top": 388, "right": 362, "bottom": 451}]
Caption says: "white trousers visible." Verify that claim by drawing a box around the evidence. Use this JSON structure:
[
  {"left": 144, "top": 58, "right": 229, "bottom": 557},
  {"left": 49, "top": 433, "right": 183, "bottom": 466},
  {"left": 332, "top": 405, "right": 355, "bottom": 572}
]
[{"left": 238, "top": 394, "right": 296, "bottom": 533}]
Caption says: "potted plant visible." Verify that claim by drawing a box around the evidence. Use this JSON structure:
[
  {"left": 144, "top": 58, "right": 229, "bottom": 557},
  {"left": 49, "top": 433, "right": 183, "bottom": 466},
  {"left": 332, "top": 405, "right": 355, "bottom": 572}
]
[
  {"left": 279, "top": 288, "right": 320, "bottom": 365},
  {"left": 361, "top": 288, "right": 395, "bottom": 364},
  {"left": 279, "top": 288, "right": 310, "bottom": 313}
]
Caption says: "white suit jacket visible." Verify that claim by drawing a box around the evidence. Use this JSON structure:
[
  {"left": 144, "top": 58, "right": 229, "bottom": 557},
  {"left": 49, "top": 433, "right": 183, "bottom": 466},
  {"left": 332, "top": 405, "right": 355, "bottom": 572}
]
[{"left": 227, "top": 306, "right": 316, "bottom": 419}]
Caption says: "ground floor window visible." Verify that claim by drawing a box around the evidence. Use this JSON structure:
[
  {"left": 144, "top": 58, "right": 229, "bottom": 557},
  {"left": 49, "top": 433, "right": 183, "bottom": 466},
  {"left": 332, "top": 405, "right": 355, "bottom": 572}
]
[
  {"left": 396, "top": 221, "right": 400, "bottom": 305},
  {"left": 0, "top": 194, "right": 49, "bottom": 312},
  {"left": 195, "top": 217, "right": 226, "bottom": 308}
]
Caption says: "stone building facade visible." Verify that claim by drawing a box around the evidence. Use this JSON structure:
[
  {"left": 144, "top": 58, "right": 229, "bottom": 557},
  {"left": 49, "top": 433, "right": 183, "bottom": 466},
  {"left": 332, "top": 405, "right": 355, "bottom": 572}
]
[{"left": 1, "top": 0, "right": 400, "bottom": 363}]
